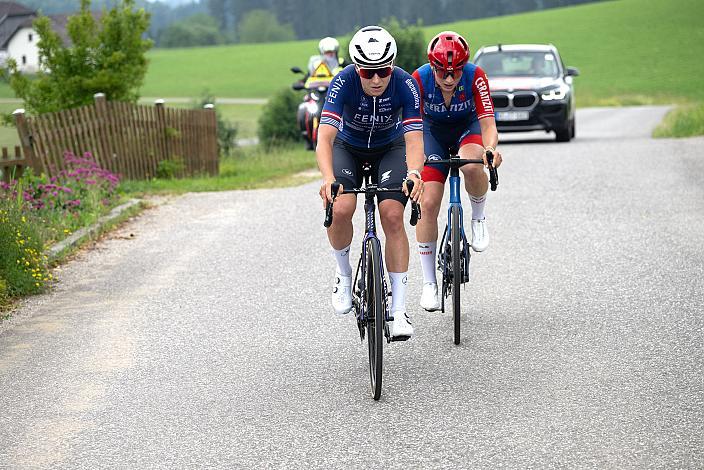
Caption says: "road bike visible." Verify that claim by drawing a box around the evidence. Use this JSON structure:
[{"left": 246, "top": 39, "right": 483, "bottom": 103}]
[
  {"left": 324, "top": 163, "right": 420, "bottom": 400},
  {"left": 433, "top": 150, "right": 498, "bottom": 345}
]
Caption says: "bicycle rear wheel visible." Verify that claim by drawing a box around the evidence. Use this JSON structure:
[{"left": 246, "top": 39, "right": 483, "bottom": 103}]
[
  {"left": 366, "top": 238, "right": 384, "bottom": 400},
  {"left": 451, "top": 206, "right": 461, "bottom": 345}
]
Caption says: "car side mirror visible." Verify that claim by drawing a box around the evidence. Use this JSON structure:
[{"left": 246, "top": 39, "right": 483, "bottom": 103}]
[
  {"left": 291, "top": 66, "right": 304, "bottom": 74},
  {"left": 566, "top": 66, "right": 580, "bottom": 77},
  {"left": 292, "top": 82, "right": 305, "bottom": 91}
]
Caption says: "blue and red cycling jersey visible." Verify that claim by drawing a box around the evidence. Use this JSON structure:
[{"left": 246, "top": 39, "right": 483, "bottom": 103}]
[
  {"left": 412, "top": 63, "right": 495, "bottom": 183},
  {"left": 411, "top": 63, "right": 495, "bottom": 128},
  {"left": 320, "top": 64, "right": 423, "bottom": 149}
]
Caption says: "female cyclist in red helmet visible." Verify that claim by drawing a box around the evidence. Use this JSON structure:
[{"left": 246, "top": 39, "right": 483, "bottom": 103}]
[{"left": 411, "top": 31, "right": 503, "bottom": 311}]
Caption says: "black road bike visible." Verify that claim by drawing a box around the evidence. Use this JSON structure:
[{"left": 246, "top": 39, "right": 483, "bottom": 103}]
[{"left": 324, "top": 163, "right": 420, "bottom": 400}]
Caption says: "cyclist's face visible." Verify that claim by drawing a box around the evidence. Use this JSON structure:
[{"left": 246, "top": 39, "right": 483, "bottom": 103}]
[
  {"left": 434, "top": 67, "right": 462, "bottom": 92},
  {"left": 358, "top": 67, "right": 393, "bottom": 97}
]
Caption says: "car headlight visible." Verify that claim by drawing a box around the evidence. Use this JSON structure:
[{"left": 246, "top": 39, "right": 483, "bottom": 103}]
[{"left": 541, "top": 83, "right": 570, "bottom": 101}]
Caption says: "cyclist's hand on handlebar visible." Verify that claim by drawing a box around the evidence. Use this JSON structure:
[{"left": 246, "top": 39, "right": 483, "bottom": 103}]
[
  {"left": 403, "top": 174, "right": 424, "bottom": 203},
  {"left": 483, "top": 147, "right": 503, "bottom": 169},
  {"left": 320, "top": 179, "right": 342, "bottom": 207}
]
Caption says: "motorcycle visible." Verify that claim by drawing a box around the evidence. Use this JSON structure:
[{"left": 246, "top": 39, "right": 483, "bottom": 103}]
[{"left": 291, "top": 63, "right": 336, "bottom": 151}]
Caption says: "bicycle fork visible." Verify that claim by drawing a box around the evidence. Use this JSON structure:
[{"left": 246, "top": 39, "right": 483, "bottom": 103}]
[
  {"left": 438, "top": 172, "right": 471, "bottom": 286},
  {"left": 352, "top": 190, "right": 392, "bottom": 342}
]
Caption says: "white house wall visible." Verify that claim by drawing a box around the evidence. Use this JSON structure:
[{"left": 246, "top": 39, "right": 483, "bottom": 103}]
[{"left": 7, "top": 27, "right": 39, "bottom": 72}]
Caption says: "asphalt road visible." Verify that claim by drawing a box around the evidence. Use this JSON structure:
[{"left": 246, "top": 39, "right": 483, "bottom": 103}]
[{"left": 1, "top": 106, "right": 702, "bottom": 468}]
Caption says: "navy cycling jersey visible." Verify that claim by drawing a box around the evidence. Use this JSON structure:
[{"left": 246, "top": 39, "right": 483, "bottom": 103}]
[
  {"left": 411, "top": 63, "right": 494, "bottom": 127},
  {"left": 320, "top": 64, "right": 423, "bottom": 148}
]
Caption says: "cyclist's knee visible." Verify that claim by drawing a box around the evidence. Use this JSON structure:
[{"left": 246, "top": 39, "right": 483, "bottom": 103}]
[
  {"left": 333, "top": 196, "right": 356, "bottom": 221},
  {"left": 462, "top": 163, "right": 487, "bottom": 181},
  {"left": 379, "top": 201, "right": 405, "bottom": 233},
  {"left": 421, "top": 193, "right": 442, "bottom": 219}
]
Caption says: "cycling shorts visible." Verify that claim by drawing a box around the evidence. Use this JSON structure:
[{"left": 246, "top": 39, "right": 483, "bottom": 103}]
[
  {"left": 333, "top": 137, "right": 408, "bottom": 205},
  {"left": 421, "top": 120, "right": 483, "bottom": 184}
]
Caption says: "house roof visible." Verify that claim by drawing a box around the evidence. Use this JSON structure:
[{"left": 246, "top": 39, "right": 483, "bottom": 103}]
[
  {"left": 0, "top": 1, "right": 34, "bottom": 17},
  {"left": 0, "top": 1, "right": 35, "bottom": 49},
  {"left": 0, "top": 3, "right": 94, "bottom": 50}
]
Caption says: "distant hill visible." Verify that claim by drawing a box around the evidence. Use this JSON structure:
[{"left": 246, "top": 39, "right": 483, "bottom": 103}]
[
  {"left": 135, "top": 0, "right": 704, "bottom": 106},
  {"left": 1, "top": 0, "right": 702, "bottom": 106}
]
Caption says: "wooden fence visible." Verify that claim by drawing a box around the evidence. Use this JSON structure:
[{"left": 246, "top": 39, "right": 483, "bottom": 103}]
[
  {"left": 13, "top": 93, "right": 219, "bottom": 181},
  {"left": 0, "top": 145, "right": 25, "bottom": 183}
]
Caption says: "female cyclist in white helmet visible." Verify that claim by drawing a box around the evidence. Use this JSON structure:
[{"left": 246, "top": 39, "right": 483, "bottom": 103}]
[{"left": 317, "top": 26, "right": 425, "bottom": 339}]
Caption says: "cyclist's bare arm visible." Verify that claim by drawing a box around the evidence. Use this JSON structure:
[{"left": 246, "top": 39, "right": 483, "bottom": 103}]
[
  {"left": 317, "top": 124, "right": 340, "bottom": 204},
  {"left": 479, "top": 117, "right": 502, "bottom": 168},
  {"left": 403, "top": 130, "right": 425, "bottom": 202}
]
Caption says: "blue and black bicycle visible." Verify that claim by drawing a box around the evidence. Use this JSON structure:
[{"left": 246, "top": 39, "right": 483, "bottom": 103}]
[
  {"left": 433, "top": 150, "right": 498, "bottom": 345},
  {"left": 324, "top": 162, "right": 420, "bottom": 400}
]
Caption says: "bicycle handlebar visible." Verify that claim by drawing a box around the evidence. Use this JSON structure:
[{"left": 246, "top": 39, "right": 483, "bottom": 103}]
[
  {"left": 428, "top": 150, "right": 499, "bottom": 191},
  {"left": 323, "top": 179, "right": 421, "bottom": 228}
]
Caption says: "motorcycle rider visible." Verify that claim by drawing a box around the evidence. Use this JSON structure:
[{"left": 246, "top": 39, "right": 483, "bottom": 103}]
[
  {"left": 295, "top": 37, "right": 345, "bottom": 150},
  {"left": 307, "top": 37, "right": 344, "bottom": 78}
]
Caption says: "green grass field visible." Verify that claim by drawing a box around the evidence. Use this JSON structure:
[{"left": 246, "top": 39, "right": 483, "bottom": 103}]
[{"left": 1, "top": 0, "right": 702, "bottom": 106}]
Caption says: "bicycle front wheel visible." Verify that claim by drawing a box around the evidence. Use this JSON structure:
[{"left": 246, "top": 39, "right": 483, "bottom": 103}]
[
  {"left": 366, "top": 238, "right": 384, "bottom": 400},
  {"left": 451, "top": 206, "right": 461, "bottom": 345}
]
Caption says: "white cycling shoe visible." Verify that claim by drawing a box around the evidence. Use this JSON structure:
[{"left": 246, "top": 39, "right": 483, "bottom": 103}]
[
  {"left": 420, "top": 282, "right": 441, "bottom": 312},
  {"left": 470, "top": 218, "right": 490, "bottom": 252},
  {"left": 390, "top": 310, "right": 414, "bottom": 339},
  {"left": 332, "top": 271, "right": 352, "bottom": 315}
]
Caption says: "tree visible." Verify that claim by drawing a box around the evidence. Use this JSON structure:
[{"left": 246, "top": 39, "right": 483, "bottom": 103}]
[
  {"left": 340, "top": 17, "right": 425, "bottom": 75},
  {"left": 4, "top": 0, "right": 152, "bottom": 115},
  {"left": 237, "top": 9, "right": 295, "bottom": 43},
  {"left": 159, "top": 13, "right": 225, "bottom": 47}
]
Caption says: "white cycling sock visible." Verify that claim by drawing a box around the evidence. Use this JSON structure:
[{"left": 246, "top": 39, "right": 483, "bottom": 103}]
[
  {"left": 389, "top": 272, "right": 408, "bottom": 313},
  {"left": 332, "top": 245, "right": 352, "bottom": 276},
  {"left": 418, "top": 242, "right": 437, "bottom": 284},
  {"left": 470, "top": 192, "right": 487, "bottom": 220}
]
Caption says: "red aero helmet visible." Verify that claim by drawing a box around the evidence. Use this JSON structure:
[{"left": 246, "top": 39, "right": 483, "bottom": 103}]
[{"left": 427, "top": 31, "right": 470, "bottom": 72}]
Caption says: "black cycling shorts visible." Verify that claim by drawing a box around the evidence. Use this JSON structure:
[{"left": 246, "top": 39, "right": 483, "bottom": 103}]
[{"left": 332, "top": 137, "right": 408, "bottom": 205}]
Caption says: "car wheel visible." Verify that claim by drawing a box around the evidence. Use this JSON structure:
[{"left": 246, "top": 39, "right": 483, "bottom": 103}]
[
  {"left": 570, "top": 119, "right": 576, "bottom": 139},
  {"left": 555, "top": 126, "right": 571, "bottom": 142}
]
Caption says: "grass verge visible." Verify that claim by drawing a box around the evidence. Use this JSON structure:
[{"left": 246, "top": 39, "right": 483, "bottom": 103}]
[
  {"left": 120, "top": 143, "right": 317, "bottom": 195},
  {"left": 653, "top": 103, "right": 704, "bottom": 138}
]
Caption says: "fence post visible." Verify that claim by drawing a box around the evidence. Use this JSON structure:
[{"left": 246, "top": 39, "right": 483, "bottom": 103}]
[
  {"left": 93, "top": 92, "right": 118, "bottom": 176},
  {"left": 13, "top": 108, "right": 40, "bottom": 174},
  {"left": 155, "top": 99, "right": 170, "bottom": 170},
  {"left": 204, "top": 103, "right": 218, "bottom": 176}
]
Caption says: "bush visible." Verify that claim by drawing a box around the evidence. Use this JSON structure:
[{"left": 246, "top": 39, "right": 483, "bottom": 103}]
[
  {"left": 341, "top": 18, "right": 426, "bottom": 74},
  {"left": 1, "top": 151, "right": 120, "bottom": 245},
  {"left": 0, "top": 199, "right": 51, "bottom": 297},
  {"left": 257, "top": 88, "right": 302, "bottom": 147},
  {"left": 159, "top": 13, "right": 226, "bottom": 48},
  {"left": 156, "top": 158, "right": 185, "bottom": 179},
  {"left": 193, "top": 93, "right": 238, "bottom": 158},
  {"left": 237, "top": 9, "right": 295, "bottom": 43}
]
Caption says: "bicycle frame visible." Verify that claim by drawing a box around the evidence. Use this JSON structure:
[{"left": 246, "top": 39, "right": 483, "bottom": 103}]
[
  {"left": 353, "top": 178, "right": 392, "bottom": 331},
  {"left": 439, "top": 161, "right": 471, "bottom": 310}
]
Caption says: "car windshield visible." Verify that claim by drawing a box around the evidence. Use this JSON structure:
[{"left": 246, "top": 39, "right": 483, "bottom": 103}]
[{"left": 475, "top": 51, "right": 560, "bottom": 78}]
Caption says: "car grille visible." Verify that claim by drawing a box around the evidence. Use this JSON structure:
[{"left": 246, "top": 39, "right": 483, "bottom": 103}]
[
  {"left": 491, "top": 91, "right": 539, "bottom": 111},
  {"left": 492, "top": 95, "right": 509, "bottom": 108},
  {"left": 513, "top": 93, "right": 537, "bottom": 108}
]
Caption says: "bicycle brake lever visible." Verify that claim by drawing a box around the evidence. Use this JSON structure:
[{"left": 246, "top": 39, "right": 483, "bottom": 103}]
[
  {"left": 485, "top": 150, "right": 499, "bottom": 191},
  {"left": 324, "top": 182, "right": 340, "bottom": 228},
  {"left": 405, "top": 179, "right": 421, "bottom": 226}
]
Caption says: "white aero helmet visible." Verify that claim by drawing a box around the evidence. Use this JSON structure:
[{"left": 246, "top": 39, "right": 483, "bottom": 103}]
[
  {"left": 348, "top": 26, "right": 397, "bottom": 67},
  {"left": 318, "top": 37, "right": 339, "bottom": 54}
]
